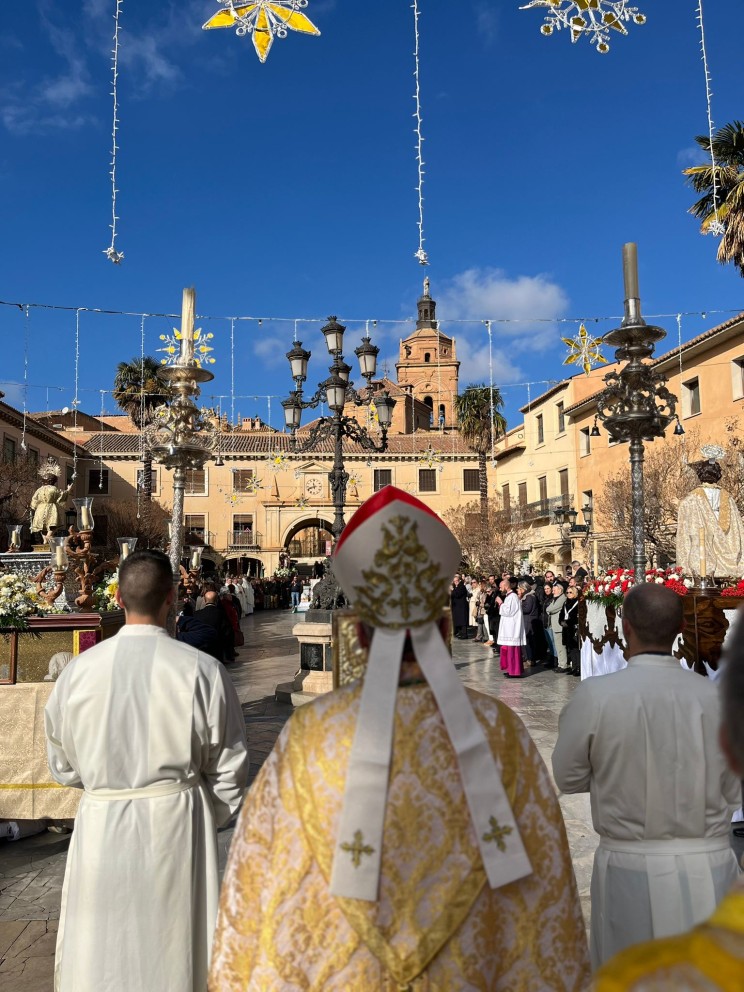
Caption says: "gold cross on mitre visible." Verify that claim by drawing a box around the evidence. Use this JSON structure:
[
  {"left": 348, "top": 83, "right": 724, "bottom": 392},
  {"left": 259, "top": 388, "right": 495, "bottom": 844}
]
[
  {"left": 482, "top": 816, "right": 513, "bottom": 852},
  {"left": 340, "top": 830, "right": 375, "bottom": 868}
]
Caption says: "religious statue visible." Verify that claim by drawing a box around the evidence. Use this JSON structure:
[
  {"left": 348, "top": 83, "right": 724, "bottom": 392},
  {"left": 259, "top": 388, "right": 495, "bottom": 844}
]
[
  {"left": 30, "top": 459, "right": 72, "bottom": 541},
  {"left": 676, "top": 445, "right": 744, "bottom": 577}
]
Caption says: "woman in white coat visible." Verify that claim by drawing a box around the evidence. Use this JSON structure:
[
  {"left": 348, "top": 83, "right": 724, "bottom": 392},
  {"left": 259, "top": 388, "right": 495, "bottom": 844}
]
[{"left": 496, "top": 577, "right": 526, "bottom": 678}]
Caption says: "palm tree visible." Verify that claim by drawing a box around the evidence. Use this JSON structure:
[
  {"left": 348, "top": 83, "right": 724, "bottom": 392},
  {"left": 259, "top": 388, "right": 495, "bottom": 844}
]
[
  {"left": 455, "top": 384, "right": 507, "bottom": 527},
  {"left": 112, "top": 357, "right": 170, "bottom": 501},
  {"left": 683, "top": 121, "right": 744, "bottom": 276}
]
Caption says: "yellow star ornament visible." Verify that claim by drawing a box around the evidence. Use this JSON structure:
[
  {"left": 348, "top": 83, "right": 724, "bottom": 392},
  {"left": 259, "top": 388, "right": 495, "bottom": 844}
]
[
  {"left": 203, "top": 1, "right": 320, "bottom": 63},
  {"left": 562, "top": 324, "right": 608, "bottom": 376}
]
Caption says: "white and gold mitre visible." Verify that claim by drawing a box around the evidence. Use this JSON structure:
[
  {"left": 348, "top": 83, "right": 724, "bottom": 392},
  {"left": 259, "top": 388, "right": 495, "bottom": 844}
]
[
  {"left": 332, "top": 485, "right": 459, "bottom": 630},
  {"left": 329, "top": 486, "right": 532, "bottom": 903}
]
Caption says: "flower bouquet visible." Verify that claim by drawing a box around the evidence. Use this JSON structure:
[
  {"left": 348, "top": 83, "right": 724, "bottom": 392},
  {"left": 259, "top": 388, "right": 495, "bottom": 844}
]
[
  {"left": 585, "top": 567, "right": 691, "bottom": 610},
  {"left": 0, "top": 573, "right": 45, "bottom": 632},
  {"left": 93, "top": 572, "right": 120, "bottom": 612},
  {"left": 720, "top": 579, "right": 744, "bottom": 598}
]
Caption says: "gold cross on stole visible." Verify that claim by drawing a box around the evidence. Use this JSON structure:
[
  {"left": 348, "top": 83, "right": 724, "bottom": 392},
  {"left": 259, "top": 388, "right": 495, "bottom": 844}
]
[
  {"left": 340, "top": 830, "right": 375, "bottom": 868},
  {"left": 483, "top": 816, "right": 513, "bottom": 852}
]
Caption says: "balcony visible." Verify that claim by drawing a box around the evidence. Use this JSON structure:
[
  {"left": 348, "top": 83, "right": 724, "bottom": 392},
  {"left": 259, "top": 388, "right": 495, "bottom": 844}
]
[
  {"left": 227, "top": 531, "right": 261, "bottom": 551},
  {"left": 518, "top": 494, "right": 573, "bottom": 523}
]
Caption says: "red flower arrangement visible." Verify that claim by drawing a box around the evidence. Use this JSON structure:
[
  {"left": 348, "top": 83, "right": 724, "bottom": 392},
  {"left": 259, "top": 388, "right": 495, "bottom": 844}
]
[
  {"left": 721, "top": 580, "right": 744, "bottom": 597},
  {"left": 585, "top": 567, "right": 689, "bottom": 609}
]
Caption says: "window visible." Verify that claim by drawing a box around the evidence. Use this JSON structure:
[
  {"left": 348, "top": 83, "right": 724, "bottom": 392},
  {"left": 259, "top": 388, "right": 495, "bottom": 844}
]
[
  {"left": 419, "top": 469, "right": 437, "bottom": 493},
  {"left": 557, "top": 401, "right": 565, "bottom": 435},
  {"left": 502, "top": 483, "right": 510, "bottom": 508},
  {"left": 87, "top": 469, "right": 109, "bottom": 494},
  {"left": 424, "top": 353, "right": 431, "bottom": 363},
  {"left": 185, "top": 469, "right": 207, "bottom": 495},
  {"left": 374, "top": 468, "right": 392, "bottom": 491},
  {"left": 438, "top": 404, "right": 445, "bottom": 426},
  {"left": 732, "top": 358, "right": 744, "bottom": 400},
  {"left": 682, "top": 377, "right": 701, "bottom": 417},
  {"left": 558, "top": 468, "right": 569, "bottom": 499},
  {"left": 538, "top": 476, "right": 548, "bottom": 504},
  {"left": 580, "top": 427, "right": 591, "bottom": 456},
  {"left": 424, "top": 396, "right": 433, "bottom": 426},
  {"left": 536, "top": 414, "right": 544, "bottom": 446},
  {"left": 27, "top": 448, "right": 39, "bottom": 467},
  {"left": 232, "top": 469, "right": 255, "bottom": 493},
  {"left": 463, "top": 469, "right": 479, "bottom": 492},
  {"left": 2, "top": 437, "right": 15, "bottom": 463},
  {"left": 65, "top": 463, "right": 74, "bottom": 486},
  {"left": 518, "top": 482, "right": 527, "bottom": 506},
  {"left": 136, "top": 468, "right": 159, "bottom": 493},
  {"left": 184, "top": 514, "right": 206, "bottom": 541},
  {"left": 232, "top": 514, "right": 254, "bottom": 547}
]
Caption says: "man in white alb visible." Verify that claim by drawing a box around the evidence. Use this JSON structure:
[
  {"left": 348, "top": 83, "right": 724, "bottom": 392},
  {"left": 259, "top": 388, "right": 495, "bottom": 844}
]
[
  {"left": 552, "top": 582, "right": 741, "bottom": 968},
  {"left": 45, "top": 550, "right": 249, "bottom": 992}
]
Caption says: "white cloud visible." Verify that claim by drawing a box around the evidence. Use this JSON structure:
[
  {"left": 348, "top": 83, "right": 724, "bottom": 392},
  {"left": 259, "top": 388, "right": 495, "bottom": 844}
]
[
  {"left": 432, "top": 267, "right": 570, "bottom": 387},
  {"left": 677, "top": 145, "right": 707, "bottom": 169},
  {"left": 474, "top": 3, "right": 499, "bottom": 46}
]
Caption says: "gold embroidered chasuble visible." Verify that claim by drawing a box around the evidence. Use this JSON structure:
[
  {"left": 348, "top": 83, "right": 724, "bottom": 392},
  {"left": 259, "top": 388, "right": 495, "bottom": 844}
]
[
  {"left": 209, "top": 685, "right": 590, "bottom": 991},
  {"left": 592, "top": 880, "right": 744, "bottom": 991},
  {"left": 676, "top": 486, "right": 744, "bottom": 576}
]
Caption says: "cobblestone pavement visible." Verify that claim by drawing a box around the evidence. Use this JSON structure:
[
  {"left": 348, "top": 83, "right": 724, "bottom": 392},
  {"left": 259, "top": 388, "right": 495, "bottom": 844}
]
[{"left": 2, "top": 610, "right": 741, "bottom": 989}]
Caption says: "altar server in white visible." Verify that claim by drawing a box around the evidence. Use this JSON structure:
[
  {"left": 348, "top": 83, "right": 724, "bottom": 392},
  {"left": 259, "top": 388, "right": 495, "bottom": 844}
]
[
  {"left": 553, "top": 582, "right": 740, "bottom": 968},
  {"left": 45, "top": 550, "right": 249, "bottom": 992}
]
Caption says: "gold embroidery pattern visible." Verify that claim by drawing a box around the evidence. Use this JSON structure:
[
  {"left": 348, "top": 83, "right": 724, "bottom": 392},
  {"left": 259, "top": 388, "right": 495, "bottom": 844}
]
[
  {"left": 482, "top": 816, "right": 513, "bottom": 852},
  {"left": 341, "top": 830, "right": 375, "bottom": 868},
  {"left": 352, "top": 516, "right": 447, "bottom": 629},
  {"left": 209, "top": 687, "right": 591, "bottom": 991}
]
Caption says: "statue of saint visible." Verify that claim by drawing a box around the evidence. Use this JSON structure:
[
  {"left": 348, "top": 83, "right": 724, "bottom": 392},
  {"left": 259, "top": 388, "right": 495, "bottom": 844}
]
[
  {"left": 30, "top": 459, "right": 72, "bottom": 542},
  {"left": 676, "top": 445, "right": 744, "bottom": 577}
]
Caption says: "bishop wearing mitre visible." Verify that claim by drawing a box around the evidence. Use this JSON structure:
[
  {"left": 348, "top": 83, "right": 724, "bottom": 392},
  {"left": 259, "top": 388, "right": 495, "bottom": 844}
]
[{"left": 209, "top": 486, "right": 590, "bottom": 991}]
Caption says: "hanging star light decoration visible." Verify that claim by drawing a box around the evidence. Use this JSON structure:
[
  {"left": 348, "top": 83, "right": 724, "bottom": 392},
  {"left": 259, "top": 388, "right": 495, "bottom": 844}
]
[
  {"left": 563, "top": 324, "right": 609, "bottom": 375},
  {"left": 157, "top": 329, "right": 216, "bottom": 368},
  {"left": 520, "top": 0, "right": 647, "bottom": 54},
  {"left": 269, "top": 450, "right": 287, "bottom": 471},
  {"left": 202, "top": 1, "right": 320, "bottom": 63},
  {"left": 419, "top": 444, "right": 443, "bottom": 471},
  {"left": 295, "top": 495, "right": 310, "bottom": 509}
]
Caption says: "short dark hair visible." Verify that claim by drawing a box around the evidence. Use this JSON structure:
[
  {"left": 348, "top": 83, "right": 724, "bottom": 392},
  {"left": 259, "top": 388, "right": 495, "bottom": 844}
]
[
  {"left": 118, "top": 550, "right": 173, "bottom": 615},
  {"left": 623, "top": 583, "right": 684, "bottom": 647}
]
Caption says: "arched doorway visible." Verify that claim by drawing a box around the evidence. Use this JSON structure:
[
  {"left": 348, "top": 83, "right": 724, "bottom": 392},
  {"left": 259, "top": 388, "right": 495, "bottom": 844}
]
[
  {"left": 283, "top": 518, "right": 334, "bottom": 563},
  {"left": 423, "top": 395, "right": 434, "bottom": 427}
]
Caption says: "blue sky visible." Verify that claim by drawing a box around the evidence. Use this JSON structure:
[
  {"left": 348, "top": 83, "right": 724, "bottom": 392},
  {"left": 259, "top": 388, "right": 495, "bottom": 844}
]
[{"left": 0, "top": 0, "right": 742, "bottom": 429}]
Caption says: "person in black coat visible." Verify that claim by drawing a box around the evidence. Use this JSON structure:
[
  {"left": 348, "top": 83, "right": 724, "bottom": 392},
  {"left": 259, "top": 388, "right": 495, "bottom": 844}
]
[
  {"left": 194, "top": 590, "right": 235, "bottom": 663},
  {"left": 559, "top": 585, "right": 581, "bottom": 676},
  {"left": 450, "top": 574, "right": 470, "bottom": 639},
  {"left": 484, "top": 574, "right": 500, "bottom": 648},
  {"left": 519, "top": 580, "right": 546, "bottom": 665},
  {"left": 176, "top": 601, "right": 223, "bottom": 662}
]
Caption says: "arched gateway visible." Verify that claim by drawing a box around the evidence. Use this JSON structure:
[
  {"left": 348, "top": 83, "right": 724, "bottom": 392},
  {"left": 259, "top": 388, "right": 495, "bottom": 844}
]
[{"left": 282, "top": 517, "right": 335, "bottom": 561}]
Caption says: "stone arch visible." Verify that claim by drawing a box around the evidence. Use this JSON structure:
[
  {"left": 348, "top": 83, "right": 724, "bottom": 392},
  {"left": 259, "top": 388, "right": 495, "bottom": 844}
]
[{"left": 282, "top": 517, "right": 335, "bottom": 558}]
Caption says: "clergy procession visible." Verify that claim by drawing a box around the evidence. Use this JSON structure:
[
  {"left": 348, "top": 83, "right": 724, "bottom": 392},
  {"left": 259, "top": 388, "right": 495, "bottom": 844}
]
[{"left": 35, "top": 487, "right": 741, "bottom": 991}]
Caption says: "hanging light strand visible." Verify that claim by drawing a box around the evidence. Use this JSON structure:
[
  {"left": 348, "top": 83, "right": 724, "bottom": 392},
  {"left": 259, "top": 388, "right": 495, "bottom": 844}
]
[
  {"left": 412, "top": 0, "right": 429, "bottom": 266},
  {"left": 104, "top": 0, "right": 125, "bottom": 264},
  {"left": 696, "top": 0, "right": 724, "bottom": 237},
  {"left": 72, "top": 309, "right": 81, "bottom": 482},
  {"left": 137, "top": 314, "right": 146, "bottom": 519},
  {"left": 230, "top": 317, "right": 236, "bottom": 428},
  {"left": 21, "top": 305, "right": 30, "bottom": 452},
  {"left": 486, "top": 321, "right": 496, "bottom": 468}
]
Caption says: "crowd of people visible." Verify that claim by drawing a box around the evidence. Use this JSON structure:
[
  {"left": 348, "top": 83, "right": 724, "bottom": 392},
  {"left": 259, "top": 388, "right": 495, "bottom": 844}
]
[
  {"left": 40, "top": 493, "right": 743, "bottom": 991},
  {"left": 451, "top": 560, "right": 590, "bottom": 678}
]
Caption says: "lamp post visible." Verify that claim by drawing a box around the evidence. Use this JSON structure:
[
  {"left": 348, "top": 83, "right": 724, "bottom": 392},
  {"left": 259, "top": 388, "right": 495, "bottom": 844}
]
[
  {"left": 282, "top": 317, "right": 396, "bottom": 541},
  {"left": 594, "top": 245, "right": 680, "bottom": 585},
  {"left": 553, "top": 504, "right": 592, "bottom": 543},
  {"left": 146, "top": 288, "right": 218, "bottom": 582}
]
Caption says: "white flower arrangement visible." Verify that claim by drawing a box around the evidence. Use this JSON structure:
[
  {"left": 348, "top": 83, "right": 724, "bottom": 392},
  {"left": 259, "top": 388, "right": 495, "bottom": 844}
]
[{"left": 0, "top": 574, "right": 43, "bottom": 631}]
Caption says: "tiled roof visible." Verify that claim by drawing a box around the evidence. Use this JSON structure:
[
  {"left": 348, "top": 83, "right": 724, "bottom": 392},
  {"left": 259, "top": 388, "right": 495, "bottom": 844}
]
[
  {"left": 0, "top": 402, "right": 79, "bottom": 455},
  {"left": 79, "top": 430, "right": 480, "bottom": 459},
  {"left": 563, "top": 311, "right": 744, "bottom": 416},
  {"left": 518, "top": 381, "right": 568, "bottom": 414}
]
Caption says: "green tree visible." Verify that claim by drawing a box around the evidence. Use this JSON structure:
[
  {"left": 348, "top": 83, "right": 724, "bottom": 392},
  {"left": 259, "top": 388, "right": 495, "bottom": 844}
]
[
  {"left": 112, "top": 357, "right": 170, "bottom": 501},
  {"left": 683, "top": 121, "right": 744, "bottom": 276},
  {"left": 454, "top": 384, "right": 507, "bottom": 527}
]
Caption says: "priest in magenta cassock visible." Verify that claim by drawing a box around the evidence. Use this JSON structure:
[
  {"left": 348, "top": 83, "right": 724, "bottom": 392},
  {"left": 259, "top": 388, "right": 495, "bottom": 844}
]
[
  {"left": 46, "top": 550, "right": 249, "bottom": 992},
  {"left": 209, "top": 486, "right": 590, "bottom": 991}
]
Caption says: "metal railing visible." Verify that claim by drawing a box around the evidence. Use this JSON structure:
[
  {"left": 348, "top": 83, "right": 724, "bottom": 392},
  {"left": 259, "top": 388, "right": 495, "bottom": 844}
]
[
  {"left": 518, "top": 494, "right": 573, "bottom": 523},
  {"left": 227, "top": 531, "right": 261, "bottom": 550}
]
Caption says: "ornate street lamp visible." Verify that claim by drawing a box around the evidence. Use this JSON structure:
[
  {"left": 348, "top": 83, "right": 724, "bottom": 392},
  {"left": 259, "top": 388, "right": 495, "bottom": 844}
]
[
  {"left": 145, "top": 288, "right": 218, "bottom": 581},
  {"left": 282, "top": 316, "right": 396, "bottom": 541},
  {"left": 594, "top": 244, "right": 678, "bottom": 584}
]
